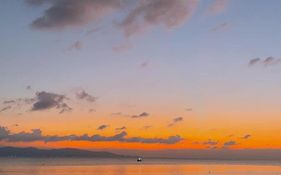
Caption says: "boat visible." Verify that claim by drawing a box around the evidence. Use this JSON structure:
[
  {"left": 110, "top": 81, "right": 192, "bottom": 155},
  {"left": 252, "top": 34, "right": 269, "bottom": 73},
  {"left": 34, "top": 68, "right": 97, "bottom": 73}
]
[{"left": 137, "top": 157, "right": 142, "bottom": 162}]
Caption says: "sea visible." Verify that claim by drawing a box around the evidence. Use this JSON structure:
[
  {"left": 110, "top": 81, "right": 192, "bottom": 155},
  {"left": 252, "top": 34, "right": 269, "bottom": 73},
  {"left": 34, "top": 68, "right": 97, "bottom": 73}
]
[{"left": 0, "top": 158, "right": 280, "bottom": 175}]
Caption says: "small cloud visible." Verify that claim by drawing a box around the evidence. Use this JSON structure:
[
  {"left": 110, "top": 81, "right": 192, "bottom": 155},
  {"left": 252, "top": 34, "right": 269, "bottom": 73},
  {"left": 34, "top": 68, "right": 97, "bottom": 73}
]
[
  {"left": 97, "top": 124, "right": 108, "bottom": 130},
  {"left": 185, "top": 108, "right": 192, "bottom": 111},
  {"left": 206, "top": 0, "right": 228, "bottom": 15},
  {"left": 210, "top": 22, "right": 231, "bottom": 32},
  {"left": 115, "top": 126, "right": 126, "bottom": 131},
  {"left": 168, "top": 117, "right": 183, "bottom": 127},
  {"left": 241, "top": 134, "right": 251, "bottom": 140},
  {"left": 248, "top": 58, "right": 261, "bottom": 66},
  {"left": 112, "top": 41, "right": 133, "bottom": 52},
  {"left": 0, "top": 106, "right": 12, "bottom": 113},
  {"left": 203, "top": 139, "right": 218, "bottom": 146},
  {"left": 76, "top": 90, "right": 97, "bottom": 103},
  {"left": 3, "top": 100, "right": 16, "bottom": 105},
  {"left": 131, "top": 112, "right": 149, "bottom": 118},
  {"left": 140, "top": 61, "right": 149, "bottom": 68},
  {"left": 69, "top": 41, "right": 83, "bottom": 50},
  {"left": 223, "top": 140, "right": 237, "bottom": 147},
  {"left": 143, "top": 125, "right": 152, "bottom": 130},
  {"left": 111, "top": 112, "right": 123, "bottom": 116},
  {"left": 26, "top": 85, "right": 32, "bottom": 90},
  {"left": 89, "top": 108, "right": 95, "bottom": 113},
  {"left": 248, "top": 57, "right": 281, "bottom": 67}
]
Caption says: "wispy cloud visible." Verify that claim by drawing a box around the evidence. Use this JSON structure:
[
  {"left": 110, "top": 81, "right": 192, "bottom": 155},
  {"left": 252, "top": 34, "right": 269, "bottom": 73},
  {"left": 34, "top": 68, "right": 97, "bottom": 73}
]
[
  {"left": 168, "top": 117, "right": 183, "bottom": 127},
  {"left": 248, "top": 57, "right": 281, "bottom": 67},
  {"left": 97, "top": 124, "right": 108, "bottom": 130},
  {"left": 120, "top": 0, "right": 198, "bottom": 37},
  {"left": 210, "top": 22, "right": 231, "bottom": 32},
  {"left": 76, "top": 90, "right": 97, "bottom": 103},
  {"left": 0, "top": 126, "right": 183, "bottom": 144},
  {"left": 69, "top": 41, "right": 83, "bottom": 50},
  {"left": 223, "top": 140, "right": 237, "bottom": 147},
  {"left": 241, "top": 134, "right": 251, "bottom": 140},
  {"left": 206, "top": 0, "right": 228, "bottom": 15},
  {"left": 0, "top": 106, "right": 12, "bottom": 113},
  {"left": 131, "top": 112, "right": 149, "bottom": 119},
  {"left": 115, "top": 126, "right": 126, "bottom": 131},
  {"left": 202, "top": 139, "right": 218, "bottom": 146}
]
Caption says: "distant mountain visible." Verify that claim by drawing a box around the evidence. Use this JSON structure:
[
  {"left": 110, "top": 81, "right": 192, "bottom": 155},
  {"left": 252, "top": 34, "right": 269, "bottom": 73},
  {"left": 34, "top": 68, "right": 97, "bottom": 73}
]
[{"left": 0, "top": 147, "right": 129, "bottom": 158}]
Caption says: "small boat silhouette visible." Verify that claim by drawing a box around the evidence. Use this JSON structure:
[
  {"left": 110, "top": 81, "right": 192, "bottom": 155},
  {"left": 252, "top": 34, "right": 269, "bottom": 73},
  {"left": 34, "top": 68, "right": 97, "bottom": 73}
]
[{"left": 137, "top": 157, "right": 142, "bottom": 162}]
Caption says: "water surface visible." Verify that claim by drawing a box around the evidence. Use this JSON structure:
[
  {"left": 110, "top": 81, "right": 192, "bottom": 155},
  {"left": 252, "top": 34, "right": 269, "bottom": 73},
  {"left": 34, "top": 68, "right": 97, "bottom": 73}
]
[{"left": 0, "top": 158, "right": 280, "bottom": 175}]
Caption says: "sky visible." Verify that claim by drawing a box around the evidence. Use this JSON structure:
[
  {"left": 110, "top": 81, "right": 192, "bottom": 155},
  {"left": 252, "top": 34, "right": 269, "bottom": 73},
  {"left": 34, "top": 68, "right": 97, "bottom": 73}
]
[{"left": 0, "top": 0, "right": 281, "bottom": 158}]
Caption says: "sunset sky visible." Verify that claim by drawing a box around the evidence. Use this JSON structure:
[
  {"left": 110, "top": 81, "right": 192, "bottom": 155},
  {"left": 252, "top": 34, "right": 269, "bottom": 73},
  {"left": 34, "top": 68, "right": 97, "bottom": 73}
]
[{"left": 0, "top": 0, "right": 281, "bottom": 157}]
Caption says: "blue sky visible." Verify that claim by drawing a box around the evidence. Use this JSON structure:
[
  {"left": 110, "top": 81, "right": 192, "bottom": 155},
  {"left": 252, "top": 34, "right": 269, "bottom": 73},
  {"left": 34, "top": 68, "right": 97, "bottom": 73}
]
[{"left": 0, "top": 0, "right": 281, "bottom": 153}]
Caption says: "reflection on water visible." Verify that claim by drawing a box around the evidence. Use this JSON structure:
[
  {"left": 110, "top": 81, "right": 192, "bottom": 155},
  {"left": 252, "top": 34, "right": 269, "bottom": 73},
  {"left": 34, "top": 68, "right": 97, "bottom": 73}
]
[{"left": 0, "top": 158, "right": 280, "bottom": 175}]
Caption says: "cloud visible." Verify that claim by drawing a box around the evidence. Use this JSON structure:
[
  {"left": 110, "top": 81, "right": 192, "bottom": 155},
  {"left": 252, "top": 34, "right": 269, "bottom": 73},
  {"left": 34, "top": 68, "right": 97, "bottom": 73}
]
[
  {"left": 185, "top": 108, "right": 192, "bottom": 111},
  {"left": 210, "top": 22, "right": 230, "bottom": 32},
  {"left": 115, "top": 126, "right": 126, "bottom": 131},
  {"left": 120, "top": 0, "right": 198, "bottom": 37},
  {"left": 0, "top": 126, "right": 182, "bottom": 144},
  {"left": 31, "top": 91, "right": 72, "bottom": 113},
  {"left": 207, "top": 0, "right": 228, "bottom": 15},
  {"left": 242, "top": 134, "right": 251, "bottom": 140},
  {"left": 140, "top": 61, "right": 149, "bottom": 68},
  {"left": 76, "top": 90, "right": 97, "bottom": 103},
  {"left": 168, "top": 117, "right": 183, "bottom": 126},
  {"left": 69, "top": 41, "right": 83, "bottom": 50},
  {"left": 97, "top": 124, "right": 108, "bottom": 130},
  {"left": 248, "top": 57, "right": 281, "bottom": 67},
  {"left": 143, "top": 125, "right": 152, "bottom": 129},
  {"left": 112, "top": 41, "right": 133, "bottom": 52},
  {"left": 203, "top": 139, "right": 218, "bottom": 146},
  {"left": 223, "top": 140, "right": 237, "bottom": 147},
  {"left": 0, "top": 106, "right": 12, "bottom": 113},
  {"left": 27, "top": 0, "right": 124, "bottom": 30},
  {"left": 248, "top": 58, "right": 261, "bottom": 66},
  {"left": 131, "top": 112, "right": 149, "bottom": 118},
  {"left": 3, "top": 100, "right": 16, "bottom": 104}
]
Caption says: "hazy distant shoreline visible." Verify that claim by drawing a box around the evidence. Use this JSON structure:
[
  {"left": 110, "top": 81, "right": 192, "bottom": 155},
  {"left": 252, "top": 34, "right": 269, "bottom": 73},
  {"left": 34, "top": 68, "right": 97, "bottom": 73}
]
[{"left": 1, "top": 147, "right": 281, "bottom": 161}]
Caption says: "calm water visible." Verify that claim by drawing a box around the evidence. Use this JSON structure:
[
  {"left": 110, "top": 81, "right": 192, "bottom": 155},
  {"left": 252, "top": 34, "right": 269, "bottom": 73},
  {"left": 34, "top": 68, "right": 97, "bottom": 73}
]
[{"left": 0, "top": 158, "right": 280, "bottom": 175}]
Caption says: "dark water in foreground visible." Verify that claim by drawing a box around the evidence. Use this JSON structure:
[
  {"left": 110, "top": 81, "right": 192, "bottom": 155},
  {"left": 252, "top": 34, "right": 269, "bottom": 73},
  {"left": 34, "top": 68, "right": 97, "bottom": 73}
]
[{"left": 0, "top": 158, "right": 280, "bottom": 175}]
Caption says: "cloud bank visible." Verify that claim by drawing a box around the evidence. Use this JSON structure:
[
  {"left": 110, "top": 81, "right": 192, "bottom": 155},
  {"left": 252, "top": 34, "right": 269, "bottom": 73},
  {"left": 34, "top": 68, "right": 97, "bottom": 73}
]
[{"left": 0, "top": 126, "right": 182, "bottom": 144}]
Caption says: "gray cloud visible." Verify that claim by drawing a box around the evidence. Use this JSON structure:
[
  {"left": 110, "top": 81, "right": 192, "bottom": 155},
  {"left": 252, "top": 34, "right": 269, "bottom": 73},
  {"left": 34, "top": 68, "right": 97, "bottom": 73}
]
[
  {"left": 69, "top": 41, "right": 83, "bottom": 50},
  {"left": 27, "top": 0, "right": 124, "bottom": 30},
  {"left": 210, "top": 22, "right": 230, "bottom": 32},
  {"left": 76, "top": 90, "right": 97, "bottom": 103},
  {"left": 248, "top": 58, "right": 261, "bottom": 66},
  {"left": 207, "top": 0, "right": 228, "bottom": 15},
  {"left": 120, "top": 0, "right": 198, "bottom": 37},
  {"left": 31, "top": 91, "right": 72, "bottom": 113},
  {"left": 0, "top": 106, "right": 12, "bottom": 113},
  {"left": 168, "top": 117, "right": 183, "bottom": 126},
  {"left": 223, "top": 140, "right": 237, "bottom": 147},
  {"left": 131, "top": 112, "right": 149, "bottom": 118},
  {"left": 249, "top": 57, "right": 281, "bottom": 67},
  {"left": 242, "top": 134, "right": 251, "bottom": 140},
  {"left": 143, "top": 125, "right": 152, "bottom": 129},
  {"left": 3, "top": 100, "right": 16, "bottom": 104},
  {"left": 115, "top": 126, "right": 126, "bottom": 131},
  {"left": 203, "top": 139, "right": 218, "bottom": 146},
  {"left": 97, "top": 124, "right": 108, "bottom": 130},
  {"left": 0, "top": 126, "right": 182, "bottom": 144}
]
